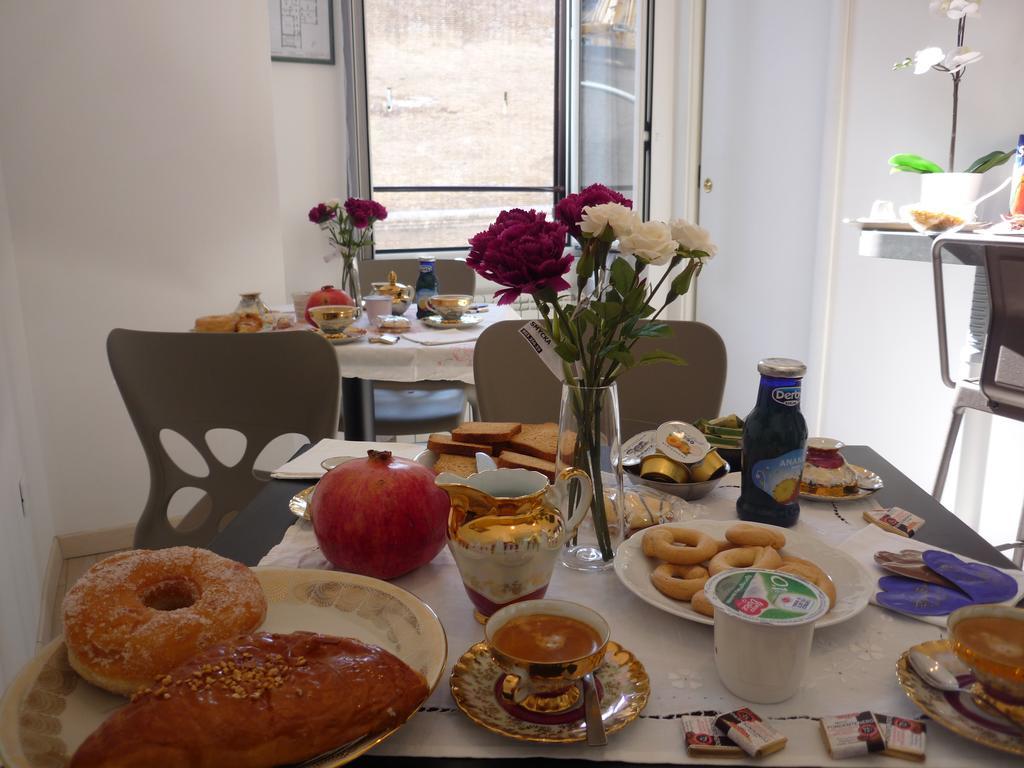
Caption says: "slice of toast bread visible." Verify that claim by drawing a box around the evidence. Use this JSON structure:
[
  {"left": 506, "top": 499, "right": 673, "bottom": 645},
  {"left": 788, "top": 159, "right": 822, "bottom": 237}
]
[
  {"left": 496, "top": 450, "right": 556, "bottom": 482},
  {"left": 433, "top": 453, "right": 478, "bottom": 477},
  {"left": 452, "top": 422, "right": 522, "bottom": 444},
  {"left": 427, "top": 433, "right": 492, "bottom": 457},
  {"left": 506, "top": 422, "right": 559, "bottom": 462}
]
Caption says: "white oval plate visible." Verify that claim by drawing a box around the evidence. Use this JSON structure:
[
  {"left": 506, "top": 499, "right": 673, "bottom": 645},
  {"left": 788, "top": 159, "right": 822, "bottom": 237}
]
[
  {"left": 0, "top": 568, "right": 447, "bottom": 768},
  {"left": 800, "top": 465, "right": 883, "bottom": 503},
  {"left": 613, "top": 520, "right": 873, "bottom": 629}
]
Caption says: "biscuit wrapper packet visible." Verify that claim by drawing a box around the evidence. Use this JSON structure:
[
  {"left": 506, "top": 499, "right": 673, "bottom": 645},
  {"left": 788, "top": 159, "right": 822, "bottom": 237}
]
[
  {"left": 819, "top": 711, "right": 885, "bottom": 759},
  {"left": 681, "top": 715, "right": 743, "bottom": 757},
  {"left": 876, "top": 714, "right": 927, "bottom": 762},
  {"left": 606, "top": 476, "right": 693, "bottom": 537},
  {"left": 714, "top": 708, "right": 787, "bottom": 757}
]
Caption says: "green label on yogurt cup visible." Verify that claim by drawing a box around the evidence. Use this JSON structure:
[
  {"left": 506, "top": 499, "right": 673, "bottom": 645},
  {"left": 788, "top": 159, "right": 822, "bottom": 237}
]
[{"left": 708, "top": 569, "right": 828, "bottom": 624}]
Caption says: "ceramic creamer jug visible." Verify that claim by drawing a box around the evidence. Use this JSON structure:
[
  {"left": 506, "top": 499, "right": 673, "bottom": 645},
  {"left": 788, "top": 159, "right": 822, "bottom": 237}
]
[{"left": 436, "top": 467, "right": 592, "bottom": 622}]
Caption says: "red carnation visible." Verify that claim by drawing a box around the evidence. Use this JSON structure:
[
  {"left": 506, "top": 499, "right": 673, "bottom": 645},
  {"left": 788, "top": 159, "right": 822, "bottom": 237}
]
[
  {"left": 467, "top": 209, "right": 572, "bottom": 305},
  {"left": 555, "top": 183, "right": 633, "bottom": 241},
  {"left": 344, "top": 197, "right": 388, "bottom": 229},
  {"left": 308, "top": 203, "right": 334, "bottom": 224}
]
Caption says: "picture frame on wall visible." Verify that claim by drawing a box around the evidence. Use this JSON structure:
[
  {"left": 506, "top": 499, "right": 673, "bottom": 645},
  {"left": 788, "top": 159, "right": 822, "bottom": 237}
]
[{"left": 269, "top": 0, "right": 335, "bottom": 65}]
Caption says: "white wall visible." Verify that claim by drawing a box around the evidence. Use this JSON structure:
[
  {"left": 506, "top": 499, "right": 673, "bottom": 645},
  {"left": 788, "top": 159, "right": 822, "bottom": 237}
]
[
  {"left": 0, "top": 154, "right": 55, "bottom": 685},
  {"left": 271, "top": 0, "right": 349, "bottom": 298},
  {"left": 0, "top": 1, "right": 286, "bottom": 535},
  {"left": 820, "top": 0, "right": 1024, "bottom": 501}
]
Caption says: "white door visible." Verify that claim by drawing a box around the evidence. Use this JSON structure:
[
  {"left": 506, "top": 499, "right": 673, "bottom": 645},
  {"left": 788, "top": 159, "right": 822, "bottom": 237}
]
[{"left": 695, "top": 1, "right": 837, "bottom": 421}]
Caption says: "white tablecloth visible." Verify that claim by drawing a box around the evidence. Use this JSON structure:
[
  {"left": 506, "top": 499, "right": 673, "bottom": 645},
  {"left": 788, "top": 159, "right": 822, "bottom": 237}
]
[
  {"left": 260, "top": 465, "right": 1017, "bottom": 766},
  {"left": 327, "top": 304, "right": 521, "bottom": 383}
]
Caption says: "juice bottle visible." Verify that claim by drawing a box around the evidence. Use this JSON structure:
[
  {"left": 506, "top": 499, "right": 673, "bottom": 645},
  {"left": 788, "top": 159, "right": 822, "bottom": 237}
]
[
  {"left": 736, "top": 358, "right": 808, "bottom": 527},
  {"left": 415, "top": 257, "right": 439, "bottom": 319}
]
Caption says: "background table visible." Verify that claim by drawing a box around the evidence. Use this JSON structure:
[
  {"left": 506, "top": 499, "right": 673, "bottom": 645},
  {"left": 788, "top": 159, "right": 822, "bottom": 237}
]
[
  {"left": 330, "top": 304, "right": 520, "bottom": 440},
  {"left": 210, "top": 445, "right": 1019, "bottom": 767}
]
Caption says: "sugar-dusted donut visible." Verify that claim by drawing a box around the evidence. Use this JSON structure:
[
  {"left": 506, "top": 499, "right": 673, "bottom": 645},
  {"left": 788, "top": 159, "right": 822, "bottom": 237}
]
[
  {"left": 778, "top": 556, "right": 837, "bottom": 609},
  {"left": 725, "top": 523, "right": 786, "bottom": 549},
  {"left": 650, "top": 564, "right": 709, "bottom": 601},
  {"left": 691, "top": 589, "right": 715, "bottom": 617},
  {"left": 708, "top": 545, "right": 783, "bottom": 576},
  {"left": 63, "top": 547, "right": 267, "bottom": 696},
  {"left": 642, "top": 527, "right": 718, "bottom": 565}
]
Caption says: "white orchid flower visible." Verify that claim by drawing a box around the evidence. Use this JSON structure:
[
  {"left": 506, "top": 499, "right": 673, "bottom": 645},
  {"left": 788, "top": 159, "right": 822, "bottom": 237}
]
[
  {"left": 669, "top": 219, "right": 718, "bottom": 260},
  {"left": 930, "top": 0, "right": 980, "bottom": 19},
  {"left": 943, "top": 46, "right": 982, "bottom": 73},
  {"left": 617, "top": 220, "right": 678, "bottom": 266},
  {"left": 913, "top": 47, "right": 945, "bottom": 74},
  {"left": 579, "top": 203, "right": 635, "bottom": 240}
]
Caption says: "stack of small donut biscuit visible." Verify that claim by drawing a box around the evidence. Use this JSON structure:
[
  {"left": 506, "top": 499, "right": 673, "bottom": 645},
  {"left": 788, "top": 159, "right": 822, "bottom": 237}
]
[{"left": 642, "top": 523, "right": 837, "bottom": 619}]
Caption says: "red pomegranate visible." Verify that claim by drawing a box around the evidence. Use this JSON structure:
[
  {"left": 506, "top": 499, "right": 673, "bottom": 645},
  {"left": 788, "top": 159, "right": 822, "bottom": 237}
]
[
  {"left": 310, "top": 450, "right": 451, "bottom": 580},
  {"left": 304, "top": 284, "right": 354, "bottom": 325}
]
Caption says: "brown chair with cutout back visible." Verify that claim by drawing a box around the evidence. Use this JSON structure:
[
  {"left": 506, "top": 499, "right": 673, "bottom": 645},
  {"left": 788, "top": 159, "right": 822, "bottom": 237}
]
[
  {"left": 107, "top": 329, "right": 340, "bottom": 549},
  {"left": 358, "top": 257, "right": 476, "bottom": 434},
  {"left": 473, "top": 319, "right": 727, "bottom": 439}
]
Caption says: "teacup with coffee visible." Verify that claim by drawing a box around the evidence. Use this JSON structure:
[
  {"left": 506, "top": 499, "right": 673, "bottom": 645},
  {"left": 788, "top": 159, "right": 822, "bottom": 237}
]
[
  {"left": 485, "top": 599, "right": 610, "bottom": 714},
  {"left": 949, "top": 605, "right": 1024, "bottom": 704}
]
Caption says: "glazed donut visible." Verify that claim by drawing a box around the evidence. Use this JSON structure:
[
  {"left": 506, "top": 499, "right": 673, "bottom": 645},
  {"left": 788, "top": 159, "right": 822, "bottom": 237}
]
[
  {"left": 63, "top": 547, "right": 267, "bottom": 696},
  {"left": 708, "top": 545, "right": 783, "bottom": 576},
  {"left": 691, "top": 589, "right": 715, "bottom": 618},
  {"left": 725, "top": 523, "right": 786, "bottom": 549},
  {"left": 778, "top": 557, "right": 837, "bottom": 609},
  {"left": 642, "top": 527, "right": 717, "bottom": 566},
  {"left": 650, "top": 564, "right": 709, "bottom": 601}
]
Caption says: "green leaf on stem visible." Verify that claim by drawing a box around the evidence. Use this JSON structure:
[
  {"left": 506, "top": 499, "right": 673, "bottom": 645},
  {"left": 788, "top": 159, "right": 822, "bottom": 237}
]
[
  {"left": 964, "top": 149, "right": 1014, "bottom": 174},
  {"left": 607, "top": 349, "right": 634, "bottom": 367},
  {"left": 637, "top": 350, "right": 686, "bottom": 367},
  {"left": 634, "top": 321, "right": 671, "bottom": 338},
  {"left": 670, "top": 260, "right": 699, "bottom": 297},
  {"left": 593, "top": 301, "right": 622, "bottom": 321},
  {"left": 555, "top": 340, "right": 580, "bottom": 362},
  {"left": 610, "top": 257, "right": 634, "bottom": 295},
  {"left": 887, "top": 153, "right": 944, "bottom": 174}
]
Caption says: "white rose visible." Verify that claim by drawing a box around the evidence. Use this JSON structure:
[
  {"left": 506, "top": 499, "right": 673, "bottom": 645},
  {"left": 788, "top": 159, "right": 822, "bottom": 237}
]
[
  {"left": 669, "top": 218, "right": 718, "bottom": 260},
  {"left": 579, "top": 203, "right": 635, "bottom": 239},
  {"left": 617, "top": 220, "right": 678, "bottom": 266}
]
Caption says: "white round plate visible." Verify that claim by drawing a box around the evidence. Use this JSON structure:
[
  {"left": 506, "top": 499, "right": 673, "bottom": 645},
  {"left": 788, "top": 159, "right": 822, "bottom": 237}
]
[
  {"left": 613, "top": 520, "right": 873, "bottom": 629},
  {"left": 800, "top": 464, "right": 883, "bottom": 503},
  {"left": 421, "top": 314, "right": 481, "bottom": 330},
  {"left": 0, "top": 568, "right": 447, "bottom": 768}
]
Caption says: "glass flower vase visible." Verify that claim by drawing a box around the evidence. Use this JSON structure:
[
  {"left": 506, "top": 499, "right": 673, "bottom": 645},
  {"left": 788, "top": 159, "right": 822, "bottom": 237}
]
[
  {"left": 338, "top": 251, "right": 362, "bottom": 314},
  {"left": 556, "top": 383, "right": 624, "bottom": 571}
]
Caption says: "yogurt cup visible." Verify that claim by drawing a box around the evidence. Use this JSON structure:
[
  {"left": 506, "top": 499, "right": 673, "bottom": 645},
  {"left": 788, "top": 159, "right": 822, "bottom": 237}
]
[{"left": 706, "top": 569, "right": 829, "bottom": 703}]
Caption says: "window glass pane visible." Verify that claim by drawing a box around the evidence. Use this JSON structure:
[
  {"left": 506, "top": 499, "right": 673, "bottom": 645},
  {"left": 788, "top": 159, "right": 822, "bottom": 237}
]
[
  {"left": 580, "top": 0, "right": 636, "bottom": 198},
  {"left": 372, "top": 191, "right": 554, "bottom": 251},
  {"left": 364, "top": 0, "right": 556, "bottom": 190}
]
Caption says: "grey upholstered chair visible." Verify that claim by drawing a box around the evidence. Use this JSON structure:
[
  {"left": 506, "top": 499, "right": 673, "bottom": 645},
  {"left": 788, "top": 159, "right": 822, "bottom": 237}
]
[
  {"left": 472, "top": 319, "right": 727, "bottom": 439},
  {"left": 358, "top": 257, "right": 476, "bottom": 434},
  {"left": 932, "top": 233, "right": 1024, "bottom": 565},
  {"left": 107, "top": 329, "right": 340, "bottom": 549}
]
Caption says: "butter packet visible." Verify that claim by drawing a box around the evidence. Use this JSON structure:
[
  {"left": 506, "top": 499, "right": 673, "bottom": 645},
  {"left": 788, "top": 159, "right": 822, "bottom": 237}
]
[
  {"left": 819, "top": 711, "right": 886, "bottom": 759},
  {"left": 680, "top": 715, "right": 744, "bottom": 757},
  {"left": 864, "top": 507, "right": 925, "bottom": 538},
  {"left": 875, "top": 714, "right": 927, "bottom": 761},
  {"left": 715, "top": 708, "right": 787, "bottom": 757}
]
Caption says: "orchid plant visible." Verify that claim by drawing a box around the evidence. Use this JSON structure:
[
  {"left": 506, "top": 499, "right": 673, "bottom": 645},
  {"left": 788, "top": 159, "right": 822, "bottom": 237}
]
[
  {"left": 467, "top": 184, "right": 717, "bottom": 562},
  {"left": 308, "top": 197, "right": 388, "bottom": 306},
  {"left": 890, "top": 0, "right": 1012, "bottom": 174}
]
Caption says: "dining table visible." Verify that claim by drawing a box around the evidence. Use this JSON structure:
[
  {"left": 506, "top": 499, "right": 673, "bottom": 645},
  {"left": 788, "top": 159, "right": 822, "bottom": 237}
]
[
  {"left": 310, "top": 302, "right": 521, "bottom": 440},
  {"left": 207, "top": 443, "right": 1022, "bottom": 768}
]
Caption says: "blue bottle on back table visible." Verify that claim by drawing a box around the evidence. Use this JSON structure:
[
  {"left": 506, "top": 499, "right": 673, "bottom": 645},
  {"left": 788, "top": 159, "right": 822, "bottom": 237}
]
[
  {"left": 736, "top": 358, "right": 808, "bottom": 528},
  {"left": 415, "top": 257, "right": 439, "bottom": 319}
]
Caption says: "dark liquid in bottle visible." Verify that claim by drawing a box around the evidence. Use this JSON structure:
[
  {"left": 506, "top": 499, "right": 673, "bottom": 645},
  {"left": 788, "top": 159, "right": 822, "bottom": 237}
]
[
  {"left": 415, "top": 259, "right": 439, "bottom": 319},
  {"left": 736, "top": 372, "right": 808, "bottom": 527}
]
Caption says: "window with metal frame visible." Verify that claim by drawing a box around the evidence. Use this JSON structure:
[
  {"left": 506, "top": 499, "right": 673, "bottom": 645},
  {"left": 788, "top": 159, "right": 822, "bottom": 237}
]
[{"left": 341, "top": 0, "right": 649, "bottom": 256}]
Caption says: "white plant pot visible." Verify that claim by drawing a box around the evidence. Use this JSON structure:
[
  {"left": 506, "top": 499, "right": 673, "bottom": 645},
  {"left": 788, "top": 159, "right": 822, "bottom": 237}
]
[{"left": 920, "top": 172, "right": 983, "bottom": 208}]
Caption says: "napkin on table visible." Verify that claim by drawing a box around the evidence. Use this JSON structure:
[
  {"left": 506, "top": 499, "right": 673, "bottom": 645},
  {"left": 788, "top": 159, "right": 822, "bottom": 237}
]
[
  {"left": 840, "top": 523, "right": 1024, "bottom": 627},
  {"left": 402, "top": 329, "right": 481, "bottom": 346},
  {"left": 271, "top": 439, "right": 424, "bottom": 479}
]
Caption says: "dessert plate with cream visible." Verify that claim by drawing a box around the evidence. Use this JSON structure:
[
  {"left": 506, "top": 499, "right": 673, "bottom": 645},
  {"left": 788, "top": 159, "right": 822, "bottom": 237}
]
[{"left": 800, "top": 437, "right": 883, "bottom": 502}]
